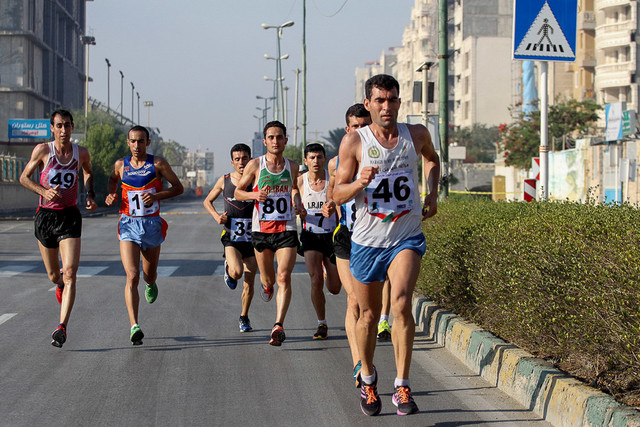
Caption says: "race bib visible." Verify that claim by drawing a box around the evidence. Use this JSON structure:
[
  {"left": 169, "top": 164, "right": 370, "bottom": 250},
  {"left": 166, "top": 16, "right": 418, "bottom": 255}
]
[
  {"left": 258, "top": 191, "right": 292, "bottom": 221},
  {"left": 128, "top": 188, "right": 159, "bottom": 217},
  {"left": 48, "top": 169, "right": 76, "bottom": 189},
  {"left": 366, "top": 169, "right": 415, "bottom": 218},
  {"left": 344, "top": 199, "right": 357, "bottom": 231},
  {"left": 230, "top": 218, "right": 252, "bottom": 242},
  {"left": 304, "top": 208, "right": 337, "bottom": 234}
]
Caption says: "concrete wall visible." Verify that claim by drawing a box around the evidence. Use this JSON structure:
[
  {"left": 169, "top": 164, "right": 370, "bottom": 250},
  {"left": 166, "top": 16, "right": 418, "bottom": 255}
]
[{"left": 0, "top": 182, "right": 38, "bottom": 211}]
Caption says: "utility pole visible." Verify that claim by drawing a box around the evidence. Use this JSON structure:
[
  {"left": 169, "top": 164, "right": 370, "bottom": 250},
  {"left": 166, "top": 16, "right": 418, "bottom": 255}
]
[{"left": 438, "top": 0, "right": 449, "bottom": 198}]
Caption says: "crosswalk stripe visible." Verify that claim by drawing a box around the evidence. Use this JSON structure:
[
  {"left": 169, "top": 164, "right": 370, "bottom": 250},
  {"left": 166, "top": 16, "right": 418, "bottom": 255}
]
[
  {"left": 77, "top": 266, "right": 109, "bottom": 277},
  {"left": 0, "top": 313, "right": 17, "bottom": 326},
  {"left": 0, "top": 265, "right": 37, "bottom": 277},
  {"left": 157, "top": 266, "right": 179, "bottom": 277}
]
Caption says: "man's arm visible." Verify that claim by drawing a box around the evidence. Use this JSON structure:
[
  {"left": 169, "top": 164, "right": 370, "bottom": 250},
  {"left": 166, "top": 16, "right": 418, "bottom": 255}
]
[
  {"left": 152, "top": 157, "right": 184, "bottom": 202},
  {"left": 409, "top": 124, "right": 440, "bottom": 219},
  {"left": 19, "top": 143, "right": 57, "bottom": 201},
  {"left": 334, "top": 132, "right": 378, "bottom": 206},
  {"left": 235, "top": 159, "right": 263, "bottom": 202},
  {"left": 290, "top": 160, "right": 306, "bottom": 218},
  {"left": 105, "top": 158, "right": 123, "bottom": 206},
  {"left": 203, "top": 175, "right": 227, "bottom": 224},
  {"left": 323, "top": 156, "right": 338, "bottom": 218},
  {"left": 78, "top": 146, "right": 97, "bottom": 211}
]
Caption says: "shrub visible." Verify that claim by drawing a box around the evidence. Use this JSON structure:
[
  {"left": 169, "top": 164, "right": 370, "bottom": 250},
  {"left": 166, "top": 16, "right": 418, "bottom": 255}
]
[{"left": 419, "top": 199, "right": 640, "bottom": 405}]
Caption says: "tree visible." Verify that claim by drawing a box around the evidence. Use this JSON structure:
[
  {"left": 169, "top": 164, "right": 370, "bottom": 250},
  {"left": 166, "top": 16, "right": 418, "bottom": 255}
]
[
  {"left": 81, "top": 123, "right": 128, "bottom": 201},
  {"left": 322, "top": 127, "right": 346, "bottom": 159},
  {"left": 497, "top": 98, "right": 601, "bottom": 169},
  {"left": 450, "top": 123, "right": 499, "bottom": 163},
  {"left": 150, "top": 139, "right": 187, "bottom": 166}
]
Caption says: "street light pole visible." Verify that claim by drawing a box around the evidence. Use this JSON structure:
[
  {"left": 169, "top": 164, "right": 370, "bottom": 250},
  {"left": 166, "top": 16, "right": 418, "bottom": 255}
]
[
  {"left": 264, "top": 53, "right": 289, "bottom": 121},
  {"left": 144, "top": 101, "right": 153, "bottom": 128},
  {"left": 264, "top": 77, "right": 283, "bottom": 121},
  {"left": 262, "top": 21, "right": 294, "bottom": 123},
  {"left": 302, "top": 0, "right": 307, "bottom": 146},
  {"left": 119, "top": 70, "right": 124, "bottom": 124},
  {"left": 80, "top": 35, "right": 95, "bottom": 123},
  {"left": 293, "top": 68, "right": 300, "bottom": 148},
  {"left": 105, "top": 58, "right": 111, "bottom": 111},
  {"left": 130, "top": 82, "right": 135, "bottom": 124},
  {"left": 136, "top": 92, "right": 140, "bottom": 124}
]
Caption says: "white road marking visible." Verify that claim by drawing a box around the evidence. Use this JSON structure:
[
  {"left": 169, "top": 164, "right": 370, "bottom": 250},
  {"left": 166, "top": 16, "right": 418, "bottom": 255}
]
[
  {"left": 77, "top": 266, "right": 109, "bottom": 277},
  {"left": 0, "top": 313, "right": 17, "bottom": 326},
  {"left": 157, "top": 266, "right": 179, "bottom": 277},
  {"left": 0, "top": 265, "right": 37, "bottom": 277}
]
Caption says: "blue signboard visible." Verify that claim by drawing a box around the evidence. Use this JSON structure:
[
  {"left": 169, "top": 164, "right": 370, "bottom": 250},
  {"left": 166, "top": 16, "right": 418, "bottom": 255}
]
[
  {"left": 513, "top": 0, "right": 577, "bottom": 62},
  {"left": 8, "top": 119, "right": 51, "bottom": 139}
]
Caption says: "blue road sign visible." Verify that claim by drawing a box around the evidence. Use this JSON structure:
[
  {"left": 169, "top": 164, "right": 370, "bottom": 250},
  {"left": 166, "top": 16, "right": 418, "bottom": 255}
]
[
  {"left": 513, "top": 0, "right": 577, "bottom": 62},
  {"left": 8, "top": 119, "right": 51, "bottom": 139}
]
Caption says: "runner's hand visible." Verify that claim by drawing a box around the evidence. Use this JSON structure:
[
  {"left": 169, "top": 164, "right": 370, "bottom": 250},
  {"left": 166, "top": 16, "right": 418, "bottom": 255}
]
[
  {"left": 105, "top": 193, "right": 118, "bottom": 206},
  {"left": 43, "top": 185, "right": 61, "bottom": 202},
  {"left": 358, "top": 166, "right": 379, "bottom": 189},
  {"left": 217, "top": 211, "right": 228, "bottom": 225},
  {"left": 321, "top": 201, "right": 336, "bottom": 217},
  {"left": 86, "top": 196, "right": 97, "bottom": 211},
  {"left": 422, "top": 192, "right": 438, "bottom": 220}
]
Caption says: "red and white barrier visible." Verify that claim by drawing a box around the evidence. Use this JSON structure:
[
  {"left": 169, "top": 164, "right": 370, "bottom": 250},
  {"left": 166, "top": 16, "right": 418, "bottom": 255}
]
[{"left": 524, "top": 179, "right": 536, "bottom": 202}]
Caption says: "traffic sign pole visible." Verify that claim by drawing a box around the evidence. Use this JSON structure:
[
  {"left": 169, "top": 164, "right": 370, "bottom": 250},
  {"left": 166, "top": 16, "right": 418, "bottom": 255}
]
[{"left": 540, "top": 61, "right": 549, "bottom": 201}]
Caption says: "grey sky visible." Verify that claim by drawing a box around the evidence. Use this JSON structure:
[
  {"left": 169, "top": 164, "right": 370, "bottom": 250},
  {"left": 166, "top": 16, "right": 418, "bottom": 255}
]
[{"left": 86, "top": 0, "right": 414, "bottom": 175}]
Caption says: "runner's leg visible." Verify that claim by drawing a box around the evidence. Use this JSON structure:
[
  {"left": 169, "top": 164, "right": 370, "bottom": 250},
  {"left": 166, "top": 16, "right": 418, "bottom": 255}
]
[
  {"left": 304, "top": 250, "right": 326, "bottom": 321},
  {"left": 274, "top": 246, "right": 297, "bottom": 324},
  {"left": 120, "top": 241, "right": 142, "bottom": 327},
  {"left": 225, "top": 245, "right": 245, "bottom": 281},
  {"left": 352, "top": 278, "right": 384, "bottom": 378},
  {"left": 57, "top": 237, "right": 81, "bottom": 325},
  {"left": 241, "top": 256, "right": 257, "bottom": 317},
  {"left": 387, "top": 249, "right": 421, "bottom": 380},
  {"left": 337, "top": 257, "right": 360, "bottom": 366}
]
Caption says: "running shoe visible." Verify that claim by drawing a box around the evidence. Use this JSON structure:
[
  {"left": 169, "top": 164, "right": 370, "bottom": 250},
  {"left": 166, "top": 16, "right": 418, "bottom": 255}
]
[
  {"left": 353, "top": 360, "right": 362, "bottom": 388},
  {"left": 239, "top": 316, "right": 253, "bottom": 332},
  {"left": 360, "top": 377, "right": 382, "bottom": 416},
  {"left": 269, "top": 324, "right": 286, "bottom": 346},
  {"left": 145, "top": 282, "right": 158, "bottom": 304},
  {"left": 56, "top": 269, "right": 64, "bottom": 304},
  {"left": 313, "top": 323, "right": 328, "bottom": 340},
  {"left": 130, "top": 324, "right": 144, "bottom": 345},
  {"left": 377, "top": 320, "right": 392, "bottom": 341},
  {"left": 392, "top": 386, "right": 419, "bottom": 415},
  {"left": 51, "top": 324, "right": 66, "bottom": 348},
  {"left": 260, "top": 284, "right": 274, "bottom": 302},
  {"left": 223, "top": 260, "right": 237, "bottom": 290}
]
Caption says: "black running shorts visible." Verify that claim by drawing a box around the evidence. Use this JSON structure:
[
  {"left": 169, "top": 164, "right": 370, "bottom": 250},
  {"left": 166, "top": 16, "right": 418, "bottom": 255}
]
[
  {"left": 300, "top": 230, "right": 335, "bottom": 260},
  {"left": 333, "top": 223, "right": 352, "bottom": 260},
  {"left": 221, "top": 230, "right": 255, "bottom": 259},
  {"left": 252, "top": 230, "right": 299, "bottom": 253},
  {"left": 34, "top": 206, "right": 82, "bottom": 248}
]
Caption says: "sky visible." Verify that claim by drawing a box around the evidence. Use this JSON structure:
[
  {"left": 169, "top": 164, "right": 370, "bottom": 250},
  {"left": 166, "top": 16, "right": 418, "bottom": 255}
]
[{"left": 86, "top": 0, "right": 415, "bottom": 175}]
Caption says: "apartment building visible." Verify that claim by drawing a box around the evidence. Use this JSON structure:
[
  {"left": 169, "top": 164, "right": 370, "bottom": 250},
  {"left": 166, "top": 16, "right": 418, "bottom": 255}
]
[{"left": 0, "top": 0, "right": 90, "bottom": 142}]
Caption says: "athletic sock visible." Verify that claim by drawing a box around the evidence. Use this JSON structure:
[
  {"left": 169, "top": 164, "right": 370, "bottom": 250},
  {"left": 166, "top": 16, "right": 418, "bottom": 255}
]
[
  {"left": 379, "top": 314, "right": 389, "bottom": 323},
  {"left": 317, "top": 319, "right": 327, "bottom": 325},
  {"left": 361, "top": 368, "right": 377, "bottom": 386},
  {"left": 274, "top": 322, "right": 283, "bottom": 328},
  {"left": 394, "top": 378, "right": 410, "bottom": 388}
]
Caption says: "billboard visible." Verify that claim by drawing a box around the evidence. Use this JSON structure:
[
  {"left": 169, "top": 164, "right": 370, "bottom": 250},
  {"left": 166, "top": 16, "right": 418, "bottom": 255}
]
[{"left": 8, "top": 119, "right": 51, "bottom": 139}]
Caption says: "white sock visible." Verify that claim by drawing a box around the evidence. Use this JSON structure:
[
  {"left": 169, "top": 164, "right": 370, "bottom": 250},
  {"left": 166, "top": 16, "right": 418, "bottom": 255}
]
[
  {"left": 394, "top": 378, "right": 410, "bottom": 388},
  {"left": 379, "top": 315, "right": 389, "bottom": 323},
  {"left": 131, "top": 324, "right": 139, "bottom": 330},
  {"left": 318, "top": 319, "right": 327, "bottom": 325},
  {"left": 361, "top": 368, "right": 377, "bottom": 385}
]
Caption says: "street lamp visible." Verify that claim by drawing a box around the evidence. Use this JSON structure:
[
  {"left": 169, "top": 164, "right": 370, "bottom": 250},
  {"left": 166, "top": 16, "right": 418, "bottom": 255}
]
[
  {"left": 105, "top": 58, "right": 111, "bottom": 111},
  {"left": 136, "top": 92, "right": 140, "bottom": 124},
  {"left": 119, "top": 70, "right": 124, "bottom": 123},
  {"left": 144, "top": 101, "right": 153, "bottom": 127},
  {"left": 80, "top": 35, "right": 96, "bottom": 123},
  {"left": 130, "top": 82, "right": 135, "bottom": 124},
  {"left": 264, "top": 53, "right": 289, "bottom": 120},
  {"left": 262, "top": 21, "right": 294, "bottom": 123},
  {"left": 256, "top": 95, "right": 275, "bottom": 126},
  {"left": 264, "top": 76, "right": 284, "bottom": 121}
]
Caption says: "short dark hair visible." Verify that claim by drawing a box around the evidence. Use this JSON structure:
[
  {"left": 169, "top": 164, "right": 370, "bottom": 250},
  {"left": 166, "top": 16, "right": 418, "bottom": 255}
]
[
  {"left": 263, "top": 120, "right": 286, "bottom": 138},
  {"left": 50, "top": 109, "right": 73, "bottom": 125},
  {"left": 128, "top": 125, "right": 150, "bottom": 140},
  {"left": 230, "top": 143, "right": 251, "bottom": 158},
  {"left": 304, "top": 143, "right": 325, "bottom": 158},
  {"left": 345, "top": 103, "right": 370, "bottom": 126},
  {"left": 365, "top": 74, "right": 400, "bottom": 99}
]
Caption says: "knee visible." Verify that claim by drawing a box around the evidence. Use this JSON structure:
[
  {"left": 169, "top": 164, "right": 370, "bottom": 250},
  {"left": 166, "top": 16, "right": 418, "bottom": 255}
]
[
  {"left": 347, "top": 295, "right": 359, "bottom": 318},
  {"left": 229, "top": 265, "right": 243, "bottom": 280},
  {"left": 276, "top": 271, "right": 291, "bottom": 286},
  {"left": 126, "top": 270, "right": 141, "bottom": 286},
  {"left": 47, "top": 270, "right": 62, "bottom": 284},
  {"left": 60, "top": 266, "right": 76, "bottom": 282}
]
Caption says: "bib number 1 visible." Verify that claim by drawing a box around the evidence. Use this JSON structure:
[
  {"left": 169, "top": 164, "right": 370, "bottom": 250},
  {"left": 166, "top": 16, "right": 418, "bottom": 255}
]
[{"left": 128, "top": 189, "right": 159, "bottom": 217}]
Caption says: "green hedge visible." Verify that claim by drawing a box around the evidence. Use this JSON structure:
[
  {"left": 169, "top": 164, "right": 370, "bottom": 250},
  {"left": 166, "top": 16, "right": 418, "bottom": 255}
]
[{"left": 418, "top": 199, "right": 640, "bottom": 404}]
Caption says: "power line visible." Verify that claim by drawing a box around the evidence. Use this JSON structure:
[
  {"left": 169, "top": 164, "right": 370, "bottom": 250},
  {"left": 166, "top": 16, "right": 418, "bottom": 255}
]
[{"left": 311, "top": 0, "right": 350, "bottom": 17}]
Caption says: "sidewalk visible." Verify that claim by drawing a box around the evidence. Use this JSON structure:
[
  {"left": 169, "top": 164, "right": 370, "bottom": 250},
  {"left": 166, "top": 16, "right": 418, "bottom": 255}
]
[{"left": 412, "top": 297, "right": 640, "bottom": 427}]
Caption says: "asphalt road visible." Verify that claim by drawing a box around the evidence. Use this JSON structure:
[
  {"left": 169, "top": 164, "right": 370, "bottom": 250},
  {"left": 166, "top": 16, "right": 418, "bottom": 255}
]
[{"left": 0, "top": 199, "right": 550, "bottom": 426}]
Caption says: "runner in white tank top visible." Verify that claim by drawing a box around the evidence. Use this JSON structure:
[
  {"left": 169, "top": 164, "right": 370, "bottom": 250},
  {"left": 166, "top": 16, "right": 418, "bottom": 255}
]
[
  {"left": 333, "top": 75, "right": 440, "bottom": 417},
  {"left": 298, "top": 143, "right": 341, "bottom": 340}
]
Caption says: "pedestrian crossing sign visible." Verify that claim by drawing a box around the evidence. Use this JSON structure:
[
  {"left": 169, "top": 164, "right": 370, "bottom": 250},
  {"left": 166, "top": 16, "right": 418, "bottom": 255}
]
[{"left": 513, "top": 0, "right": 577, "bottom": 62}]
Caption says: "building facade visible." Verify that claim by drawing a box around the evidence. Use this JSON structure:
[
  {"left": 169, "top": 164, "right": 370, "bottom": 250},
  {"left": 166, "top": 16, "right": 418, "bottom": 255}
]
[{"left": 0, "top": 0, "right": 90, "bottom": 141}]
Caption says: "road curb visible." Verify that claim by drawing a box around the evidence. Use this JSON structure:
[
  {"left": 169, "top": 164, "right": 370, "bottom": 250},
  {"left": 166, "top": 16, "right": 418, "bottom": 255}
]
[{"left": 412, "top": 297, "right": 640, "bottom": 426}]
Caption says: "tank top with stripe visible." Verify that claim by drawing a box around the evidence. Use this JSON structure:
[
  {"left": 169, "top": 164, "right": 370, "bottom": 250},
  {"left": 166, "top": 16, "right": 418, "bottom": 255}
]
[
  {"left": 302, "top": 172, "right": 336, "bottom": 234},
  {"left": 39, "top": 141, "right": 79, "bottom": 209},
  {"left": 251, "top": 155, "right": 297, "bottom": 233},
  {"left": 119, "top": 155, "right": 163, "bottom": 217},
  {"left": 352, "top": 123, "right": 422, "bottom": 248}
]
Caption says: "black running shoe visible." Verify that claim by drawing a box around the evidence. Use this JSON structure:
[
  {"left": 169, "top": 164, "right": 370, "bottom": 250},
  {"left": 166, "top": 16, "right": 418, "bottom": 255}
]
[
  {"left": 360, "top": 377, "right": 382, "bottom": 416},
  {"left": 313, "top": 323, "right": 328, "bottom": 340},
  {"left": 392, "top": 386, "right": 419, "bottom": 415},
  {"left": 51, "top": 324, "right": 66, "bottom": 348}
]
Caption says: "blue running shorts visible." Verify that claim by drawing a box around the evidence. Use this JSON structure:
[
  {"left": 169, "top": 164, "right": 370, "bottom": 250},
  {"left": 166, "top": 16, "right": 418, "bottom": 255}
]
[
  {"left": 118, "top": 214, "right": 168, "bottom": 250},
  {"left": 349, "top": 233, "right": 426, "bottom": 283}
]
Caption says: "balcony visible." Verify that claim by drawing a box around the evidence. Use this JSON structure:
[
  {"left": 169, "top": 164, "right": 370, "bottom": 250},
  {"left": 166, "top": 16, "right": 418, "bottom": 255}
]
[
  {"left": 578, "top": 11, "right": 596, "bottom": 30},
  {"left": 596, "top": 0, "right": 634, "bottom": 9},
  {"left": 595, "top": 62, "right": 634, "bottom": 87},
  {"left": 596, "top": 21, "right": 634, "bottom": 48},
  {"left": 576, "top": 52, "right": 597, "bottom": 67}
]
